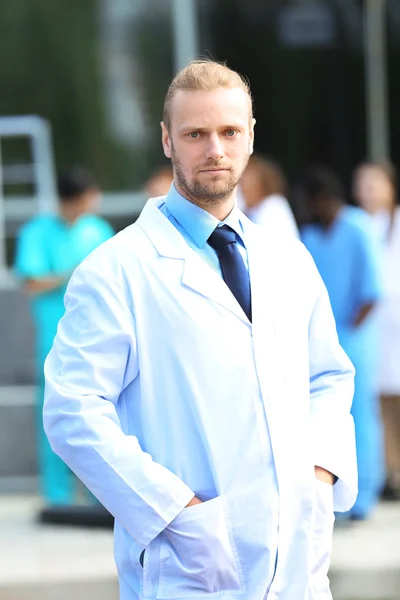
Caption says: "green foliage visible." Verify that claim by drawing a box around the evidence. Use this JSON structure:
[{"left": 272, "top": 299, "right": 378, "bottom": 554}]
[{"left": 0, "top": 0, "right": 135, "bottom": 189}]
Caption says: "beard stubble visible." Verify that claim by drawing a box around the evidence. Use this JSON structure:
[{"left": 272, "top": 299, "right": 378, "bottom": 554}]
[{"left": 171, "top": 144, "right": 250, "bottom": 208}]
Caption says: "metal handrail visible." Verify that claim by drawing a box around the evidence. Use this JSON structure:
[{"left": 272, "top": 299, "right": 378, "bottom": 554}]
[{"left": 0, "top": 116, "right": 57, "bottom": 286}]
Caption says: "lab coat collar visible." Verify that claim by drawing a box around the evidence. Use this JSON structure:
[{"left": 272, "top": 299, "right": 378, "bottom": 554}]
[
  {"left": 165, "top": 184, "right": 245, "bottom": 249},
  {"left": 137, "top": 198, "right": 255, "bottom": 326}
]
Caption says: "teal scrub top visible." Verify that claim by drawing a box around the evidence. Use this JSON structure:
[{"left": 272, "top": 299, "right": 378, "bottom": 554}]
[{"left": 15, "top": 213, "right": 114, "bottom": 364}]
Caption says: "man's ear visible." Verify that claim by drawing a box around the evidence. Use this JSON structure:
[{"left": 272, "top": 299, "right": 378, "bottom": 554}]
[
  {"left": 161, "top": 122, "right": 172, "bottom": 159},
  {"left": 249, "top": 118, "right": 256, "bottom": 155}
]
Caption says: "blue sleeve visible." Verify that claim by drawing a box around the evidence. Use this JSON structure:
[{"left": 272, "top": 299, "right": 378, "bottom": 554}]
[
  {"left": 300, "top": 224, "right": 313, "bottom": 247},
  {"left": 14, "top": 221, "right": 51, "bottom": 278},
  {"left": 354, "top": 222, "right": 382, "bottom": 306}
]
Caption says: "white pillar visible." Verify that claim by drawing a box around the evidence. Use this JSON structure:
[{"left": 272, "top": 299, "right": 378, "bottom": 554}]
[
  {"left": 0, "top": 140, "right": 6, "bottom": 281},
  {"left": 172, "top": 0, "right": 199, "bottom": 73},
  {"left": 30, "top": 118, "right": 57, "bottom": 214},
  {"left": 364, "top": 0, "right": 389, "bottom": 161}
]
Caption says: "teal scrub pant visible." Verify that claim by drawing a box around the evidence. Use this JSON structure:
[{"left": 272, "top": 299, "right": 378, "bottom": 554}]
[
  {"left": 37, "top": 373, "right": 96, "bottom": 506},
  {"left": 36, "top": 377, "right": 75, "bottom": 505}
]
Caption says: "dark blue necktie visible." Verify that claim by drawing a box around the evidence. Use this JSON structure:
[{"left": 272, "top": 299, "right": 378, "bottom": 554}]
[{"left": 208, "top": 225, "right": 252, "bottom": 322}]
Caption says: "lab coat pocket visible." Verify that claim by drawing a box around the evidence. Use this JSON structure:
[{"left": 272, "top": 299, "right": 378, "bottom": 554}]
[
  {"left": 310, "top": 480, "right": 335, "bottom": 598},
  {"left": 154, "top": 496, "right": 245, "bottom": 599}
]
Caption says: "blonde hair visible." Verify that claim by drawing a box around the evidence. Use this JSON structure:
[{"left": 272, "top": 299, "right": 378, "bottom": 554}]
[{"left": 163, "top": 59, "right": 252, "bottom": 130}]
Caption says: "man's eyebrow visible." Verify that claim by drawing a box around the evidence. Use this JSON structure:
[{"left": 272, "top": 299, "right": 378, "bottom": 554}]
[{"left": 179, "top": 124, "right": 245, "bottom": 133}]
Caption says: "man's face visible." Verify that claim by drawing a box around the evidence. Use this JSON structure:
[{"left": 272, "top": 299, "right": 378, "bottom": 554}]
[
  {"left": 354, "top": 167, "right": 393, "bottom": 214},
  {"left": 161, "top": 88, "right": 254, "bottom": 207},
  {"left": 78, "top": 187, "right": 101, "bottom": 215},
  {"left": 306, "top": 195, "right": 334, "bottom": 225}
]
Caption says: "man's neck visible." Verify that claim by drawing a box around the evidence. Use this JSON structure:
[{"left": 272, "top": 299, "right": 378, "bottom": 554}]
[
  {"left": 321, "top": 203, "right": 342, "bottom": 230},
  {"left": 59, "top": 205, "right": 81, "bottom": 225},
  {"left": 174, "top": 183, "right": 236, "bottom": 222}
]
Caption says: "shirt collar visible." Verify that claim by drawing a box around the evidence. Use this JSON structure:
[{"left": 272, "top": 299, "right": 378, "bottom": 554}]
[{"left": 164, "top": 183, "right": 245, "bottom": 249}]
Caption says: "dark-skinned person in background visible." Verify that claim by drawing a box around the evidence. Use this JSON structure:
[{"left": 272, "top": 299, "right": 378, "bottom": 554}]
[{"left": 301, "top": 166, "right": 383, "bottom": 522}]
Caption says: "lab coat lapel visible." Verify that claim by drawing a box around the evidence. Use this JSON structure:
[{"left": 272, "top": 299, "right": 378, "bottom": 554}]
[
  {"left": 242, "top": 215, "right": 278, "bottom": 346},
  {"left": 136, "top": 199, "right": 250, "bottom": 325},
  {"left": 181, "top": 252, "right": 249, "bottom": 324}
]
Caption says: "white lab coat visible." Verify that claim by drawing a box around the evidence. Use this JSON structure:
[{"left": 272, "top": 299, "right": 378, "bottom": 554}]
[
  {"left": 375, "top": 208, "right": 400, "bottom": 393},
  {"left": 246, "top": 194, "right": 299, "bottom": 240},
  {"left": 44, "top": 197, "right": 357, "bottom": 600}
]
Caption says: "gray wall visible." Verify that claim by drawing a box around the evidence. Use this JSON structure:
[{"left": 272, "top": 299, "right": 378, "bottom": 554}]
[
  {"left": 0, "top": 288, "right": 35, "bottom": 385},
  {"left": 0, "top": 289, "right": 37, "bottom": 489}
]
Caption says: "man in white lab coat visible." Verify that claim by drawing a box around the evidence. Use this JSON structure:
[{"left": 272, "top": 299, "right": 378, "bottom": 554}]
[{"left": 43, "top": 60, "right": 357, "bottom": 600}]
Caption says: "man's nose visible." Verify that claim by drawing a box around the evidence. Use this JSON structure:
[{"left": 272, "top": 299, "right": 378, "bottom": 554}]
[{"left": 205, "top": 134, "right": 224, "bottom": 161}]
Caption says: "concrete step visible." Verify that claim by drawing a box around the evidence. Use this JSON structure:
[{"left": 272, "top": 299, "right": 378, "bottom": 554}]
[{"left": 0, "top": 288, "right": 35, "bottom": 385}]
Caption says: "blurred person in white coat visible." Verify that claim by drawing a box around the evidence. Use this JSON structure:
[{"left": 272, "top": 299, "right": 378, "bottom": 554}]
[
  {"left": 354, "top": 161, "right": 400, "bottom": 499},
  {"left": 240, "top": 155, "right": 299, "bottom": 239},
  {"left": 43, "top": 60, "right": 356, "bottom": 600}
]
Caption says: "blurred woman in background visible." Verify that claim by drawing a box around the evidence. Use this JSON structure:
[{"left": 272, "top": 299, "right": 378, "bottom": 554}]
[
  {"left": 354, "top": 161, "right": 400, "bottom": 500},
  {"left": 145, "top": 165, "right": 174, "bottom": 197},
  {"left": 240, "top": 155, "right": 298, "bottom": 239}
]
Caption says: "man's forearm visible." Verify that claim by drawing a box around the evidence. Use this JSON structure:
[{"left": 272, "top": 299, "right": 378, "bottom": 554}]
[
  {"left": 24, "top": 276, "right": 69, "bottom": 296},
  {"left": 353, "top": 302, "right": 376, "bottom": 327}
]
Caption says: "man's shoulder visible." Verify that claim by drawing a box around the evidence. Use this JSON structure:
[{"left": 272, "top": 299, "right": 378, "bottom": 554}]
[
  {"left": 81, "top": 221, "right": 141, "bottom": 260},
  {"left": 66, "top": 223, "right": 144, "bottom": 298},
  {"left": 342, "top": 206, "right": 374, "bottom": 235},
  {"left": 18, "top": 214, "right": 58, "bottom": 238},
  {"left": 244, "top": 215, "right": 308, "bottom": 260},
  {"left": 76, "top": 212, "right": 113, "bottom": 230}
]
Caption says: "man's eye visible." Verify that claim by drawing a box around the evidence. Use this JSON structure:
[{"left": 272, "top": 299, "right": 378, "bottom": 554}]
[
  {"left": 189, "top": 132, "right": 200, "bottom": 138},
  {"left": 226, "top": 130, "right": 237, "bottom": 137}
]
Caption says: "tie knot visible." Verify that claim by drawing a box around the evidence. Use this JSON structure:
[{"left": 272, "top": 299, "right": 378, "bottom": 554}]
[{"left": 207, "top": 225, "right": 237, "bottom": 251}]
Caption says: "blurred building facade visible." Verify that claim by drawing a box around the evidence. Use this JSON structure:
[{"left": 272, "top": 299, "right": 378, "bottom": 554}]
[{"left": 1, "top": 0, "right": 400, "bottom": 264}]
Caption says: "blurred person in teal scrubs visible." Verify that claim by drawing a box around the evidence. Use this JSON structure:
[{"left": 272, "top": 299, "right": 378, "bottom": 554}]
[
  {"left": 14, "top": 167, "right": 114, "bottom": 509},
  {"left": 301, "top": 166, "right": 384, "bottom": 521}
]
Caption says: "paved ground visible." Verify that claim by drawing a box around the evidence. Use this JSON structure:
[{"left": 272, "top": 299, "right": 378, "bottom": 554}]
[
  {"left": 0, "top": 495, "right": 399, "bottom": 600},
  {"left": 330, "top": 502, "right": 400, "bottom": 600},
  {"left": 0, "top": 496, "right": 118, "bottom": 600}
]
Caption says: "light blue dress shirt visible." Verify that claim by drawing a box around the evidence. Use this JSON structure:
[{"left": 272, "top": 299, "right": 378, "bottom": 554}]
[{"left": 159, "top": 184, "right": 248, "bottom": 276}]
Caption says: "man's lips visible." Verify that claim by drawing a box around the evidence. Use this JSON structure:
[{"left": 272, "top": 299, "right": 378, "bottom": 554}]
[{"left": 199, "top": 168, "right": 230, "bottom": 172}]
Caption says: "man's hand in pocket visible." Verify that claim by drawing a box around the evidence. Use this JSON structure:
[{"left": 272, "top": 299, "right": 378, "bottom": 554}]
[
  {"left": 315, "top": 465, "right": 336, "bottom": 485},
  {"left": 185, "top": 496, "right": 203, "bottom": 507}
]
